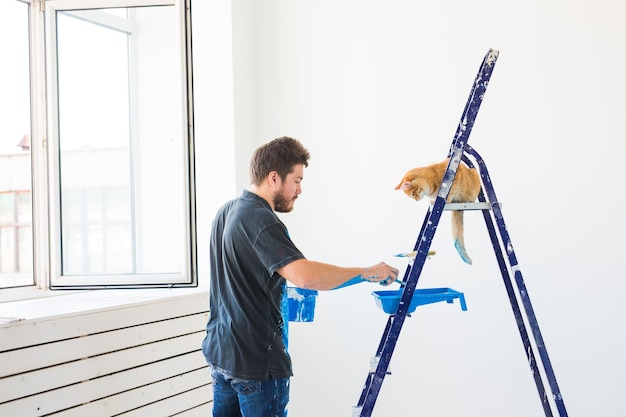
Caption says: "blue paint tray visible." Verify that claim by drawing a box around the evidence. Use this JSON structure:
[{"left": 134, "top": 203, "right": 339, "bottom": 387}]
[{"left": 372, "top": 287, "right": 467, "bottom": 314}]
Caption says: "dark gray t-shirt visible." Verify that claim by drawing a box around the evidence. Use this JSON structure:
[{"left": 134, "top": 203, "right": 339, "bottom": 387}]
[{"left": 202, "top": 190, "right": 305, "bottom": 380}]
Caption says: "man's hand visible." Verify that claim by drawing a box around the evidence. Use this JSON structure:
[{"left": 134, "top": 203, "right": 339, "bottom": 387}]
[{"left": 362, "top": 262, "right": 399, "bottom": 286}]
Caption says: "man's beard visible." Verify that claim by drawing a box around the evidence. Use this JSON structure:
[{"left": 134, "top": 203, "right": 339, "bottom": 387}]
[{"left": 273, "top": 192, "right": 295, "bottom": 213}]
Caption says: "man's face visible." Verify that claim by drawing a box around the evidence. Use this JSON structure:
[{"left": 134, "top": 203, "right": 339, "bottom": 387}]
[{"left": 273, "top": 164, "right": 304, "bottom": 213}]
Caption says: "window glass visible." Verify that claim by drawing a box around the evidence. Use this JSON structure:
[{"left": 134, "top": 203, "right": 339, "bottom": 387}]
[
  {"left": 56, "top": 10, "right": 132, "bottom": 276},
  {"left": 0, "top": 0, "right": 34, "bottom": 288}
]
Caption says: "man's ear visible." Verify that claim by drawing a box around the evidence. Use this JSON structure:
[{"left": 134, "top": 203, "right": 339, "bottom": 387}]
[{"left": 268, "top": 171, "right": 280, "bottom": 187}]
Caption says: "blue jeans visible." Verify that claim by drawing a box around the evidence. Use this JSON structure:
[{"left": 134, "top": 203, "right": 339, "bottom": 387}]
[{"left": 211, "top": 368, "right": 289, "bottom": 417}]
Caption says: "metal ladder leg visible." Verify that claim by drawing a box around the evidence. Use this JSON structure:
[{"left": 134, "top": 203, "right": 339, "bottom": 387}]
[{"left": 465, "top": 146, "right": 568, "bottom": 417}]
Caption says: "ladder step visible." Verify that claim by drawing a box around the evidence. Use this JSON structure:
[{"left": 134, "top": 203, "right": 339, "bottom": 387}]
[{"left": 443, "top": 202, "right": 493, "bottom": 211}]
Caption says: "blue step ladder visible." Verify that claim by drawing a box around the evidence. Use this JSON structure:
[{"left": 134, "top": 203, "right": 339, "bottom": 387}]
[{"left": 352, "top": 49, "right": 568, "bottom": 417}]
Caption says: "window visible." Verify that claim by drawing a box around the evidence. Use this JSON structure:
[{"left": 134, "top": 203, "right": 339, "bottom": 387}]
[{"left": 0, "top": 0, "right": 196, "bottom": 290}]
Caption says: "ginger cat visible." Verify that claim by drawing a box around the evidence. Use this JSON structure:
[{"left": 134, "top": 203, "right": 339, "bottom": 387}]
[{"left": 394, "top": 158, "right": 481, "bottom": 264}]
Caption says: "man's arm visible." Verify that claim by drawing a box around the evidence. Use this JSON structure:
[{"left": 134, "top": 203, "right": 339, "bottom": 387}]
[{"left": 277, "top": 259, "right": 399, "bottom": 291}]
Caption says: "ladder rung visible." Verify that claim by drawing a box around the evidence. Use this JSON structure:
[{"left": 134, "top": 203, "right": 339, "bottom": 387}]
[{"left": 443, "top": 202, "right": 493, "bottom": 211}]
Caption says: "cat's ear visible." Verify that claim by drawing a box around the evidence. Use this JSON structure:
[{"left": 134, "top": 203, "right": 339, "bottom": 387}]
[{"left": 395, "top": 181, "right": 412, "bottom": 191}]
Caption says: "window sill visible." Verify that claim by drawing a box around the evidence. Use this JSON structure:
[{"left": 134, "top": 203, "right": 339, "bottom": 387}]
[{"left": 0, "top": 286, "right": 207, "bottom": 325}]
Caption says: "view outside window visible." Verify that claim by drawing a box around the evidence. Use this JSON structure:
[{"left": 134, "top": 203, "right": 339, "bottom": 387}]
[
  {"left": 0, "top": 1, "right": 34, "bottom": 288},
  {"left": 56, "top": 9, "right": 134, "bottom": 275}
]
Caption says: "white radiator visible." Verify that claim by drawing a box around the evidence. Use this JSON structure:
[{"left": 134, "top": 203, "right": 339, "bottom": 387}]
[{"left": 0, "top": 289, "right": 212, "bottom": 416}]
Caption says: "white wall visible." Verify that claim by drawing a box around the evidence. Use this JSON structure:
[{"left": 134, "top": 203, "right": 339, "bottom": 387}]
[
  {"left": 190, "top": 1, "right": 237, "bottom": 285},
  {"left": 194, "top": 1, "right": 626, "bottom": 416}
]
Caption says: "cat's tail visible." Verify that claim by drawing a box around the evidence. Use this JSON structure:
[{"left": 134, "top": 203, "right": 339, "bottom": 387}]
[{"left": 452, "top": 211, "right": 472, "bottom": 264}]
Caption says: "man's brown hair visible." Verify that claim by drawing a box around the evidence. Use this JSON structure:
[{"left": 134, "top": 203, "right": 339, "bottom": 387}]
[{"left": 249, "top": 137, "right": 310, "bottom": 185}]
